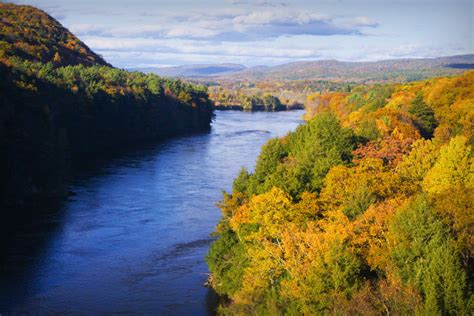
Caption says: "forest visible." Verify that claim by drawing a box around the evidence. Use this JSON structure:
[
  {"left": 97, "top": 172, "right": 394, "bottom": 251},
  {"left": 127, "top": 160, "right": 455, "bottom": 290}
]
[
  {"left": 210, "top": 89, "right": 301, "bottom": 112},
  {"left": 0, "top": 4, "right": 214, "bottom": 205},
  {"left": 207, "top": 70, "right": 474, "bottom": 314},
  {"left": 1, "top": 1, "right": 473, "bottom": 315},
  {"left": 207, "top": 80, "right": 352, "bottom": 112}
]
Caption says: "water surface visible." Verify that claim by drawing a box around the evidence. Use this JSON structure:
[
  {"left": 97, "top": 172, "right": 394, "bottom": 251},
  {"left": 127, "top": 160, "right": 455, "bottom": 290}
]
[{"left": 0, "top": 110, "right": 304, "bottom": 314}]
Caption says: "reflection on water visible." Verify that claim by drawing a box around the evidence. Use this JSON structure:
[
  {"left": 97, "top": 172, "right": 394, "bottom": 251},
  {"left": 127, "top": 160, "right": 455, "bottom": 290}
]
[{"left": 0, "top": 110, "right": 304, "bottom": 314}]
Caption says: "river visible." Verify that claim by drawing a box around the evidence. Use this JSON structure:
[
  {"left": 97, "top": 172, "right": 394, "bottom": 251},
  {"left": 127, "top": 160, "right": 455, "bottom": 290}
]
[{"left": 0, "top": 110, "right": 304, "bottom": 314}]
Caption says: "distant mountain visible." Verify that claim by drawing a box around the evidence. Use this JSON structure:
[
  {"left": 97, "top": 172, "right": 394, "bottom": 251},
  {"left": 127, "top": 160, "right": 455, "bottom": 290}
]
[
  {"left": 135, "top": 63, "right": 247, "bottom": 77},
  {"left": 137, "top": 55, "right": 474, "bottom": 83},
  {"left": 0, "top": 3, "right": 109, "bottom": 66},
  {"left": 219, "top": 55, "right": 474, "bottom": 82}
]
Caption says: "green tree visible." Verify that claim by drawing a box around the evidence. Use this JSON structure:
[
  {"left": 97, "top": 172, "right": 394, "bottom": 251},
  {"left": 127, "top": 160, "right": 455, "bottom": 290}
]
[
  {"left": 232, "top": 167, "right": 250, "bottom": 193},
  {"left": 389, "top": 196, "right": 468, "bottom": 314},
  {"left": 409, "top": 93, "right": 437, "bottom": 138}
]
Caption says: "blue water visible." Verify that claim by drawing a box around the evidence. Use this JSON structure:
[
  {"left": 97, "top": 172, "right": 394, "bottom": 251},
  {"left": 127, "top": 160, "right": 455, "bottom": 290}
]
[{"left": 0, "top": 110, "right": 303, "bottom": 314}]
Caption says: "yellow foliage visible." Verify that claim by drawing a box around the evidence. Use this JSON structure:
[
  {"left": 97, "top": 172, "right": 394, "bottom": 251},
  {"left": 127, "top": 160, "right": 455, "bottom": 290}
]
[
  {"left": 396, "top": 139, "right": 439, "bottom": 195},
  {"left": 14, "top": 79, "right": 37, "bottom": 91},
  {"left": 432, "top": 187, "right": 474, "bottom": 256},
  {"left": 423, "top": 136, "right": 474, "bottom": 195},
  {"left": 53, "top": 51, "right": 61, "bottom": 63},
  {"left": 305, "top": 92, "right": 349, "bottom": 120},
  {"left": 320, "top": 158, "right": 399, "bottom": 214},
  {"left": 385, "top": 90, "right": 416, "bottom": 111},
  {"left": 275, "top": 212, "right": 357, "bottom": 312},
  {"left": 230, "top": 187, "right": 295, "bottom": 238},
  {"left": 234, "top": 245, "right": 285, "bottom": 307},
  {"left": 373, "top": 108, "right": 421, "bottom": 140}
]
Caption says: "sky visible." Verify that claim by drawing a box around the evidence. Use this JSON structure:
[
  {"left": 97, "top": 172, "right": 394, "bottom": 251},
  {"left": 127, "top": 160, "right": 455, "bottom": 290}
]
[{"left": 9, "top": 0, "right": 474, "bottom": 68}]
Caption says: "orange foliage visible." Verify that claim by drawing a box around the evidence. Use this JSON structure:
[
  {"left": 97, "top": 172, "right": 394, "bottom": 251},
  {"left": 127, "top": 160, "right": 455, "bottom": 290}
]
[
  {"left": 351, "top": 197, "right": 406, "bottom": 270},
  {"left": 353, "top": 131, "right": 416, "bottom": 167}
]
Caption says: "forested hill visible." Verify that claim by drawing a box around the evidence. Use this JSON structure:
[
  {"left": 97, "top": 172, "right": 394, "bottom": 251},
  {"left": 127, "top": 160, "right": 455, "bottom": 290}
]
[
  {"left": 218, "top": 55, "right": 474, "bottom": 82},
  {"left": 0, "top": 3, "right": 108, "bottom": 66},
  {"left": 0, "top": 4, "right": 214, "bottom": 205},
  {"left": 137, "top": 55, "right": 474, "bottom": 83},
  {"left": 207, "top": 70, "right": 473, "bottom": 314}
]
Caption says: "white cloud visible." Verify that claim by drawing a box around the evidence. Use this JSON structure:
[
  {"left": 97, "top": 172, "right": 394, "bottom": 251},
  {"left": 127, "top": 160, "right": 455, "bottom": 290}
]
[
  {"left": 225, "top": 0, "right": 289, "bottom": 6},
  {"left": 78, "top": 31, "right": 471, "bottom": 69},
  {"left": 255, "top": 0, "right": 289, "bottom": 7},
  {"left": 70, "top": 9, "right": 377, "bottom": 41},
  {"left": 225, "top": 0, "right": 248, "bottom": 4},
  {"left": 11, "top": 0, "right": 473, "bottom": 68},
  {"left": 78, "top": 32, "right": 471, "bottom": 68},
  {"left": 335, "top": 16, "right": 379, "bottom": 28},
  {"left": 82, "top": 36, "right": 320, "bottom": 59}
]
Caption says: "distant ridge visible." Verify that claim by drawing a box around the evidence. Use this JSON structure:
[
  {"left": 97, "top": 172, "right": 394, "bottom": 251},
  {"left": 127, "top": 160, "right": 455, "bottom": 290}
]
[
  {"left": 135, "top": 63, "right": 247, "bottom": 77},
  {"left": 136, "top": 55, "right": 474, "bottom": 82},
  {"left": 225, "top": 55, "right": 474, "bottom": 81}
]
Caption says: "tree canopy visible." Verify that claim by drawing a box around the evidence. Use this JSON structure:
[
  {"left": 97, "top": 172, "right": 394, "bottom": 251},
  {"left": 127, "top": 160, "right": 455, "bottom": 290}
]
[{"left": 207, "top": 70, "right": 474, "bottom": 315}]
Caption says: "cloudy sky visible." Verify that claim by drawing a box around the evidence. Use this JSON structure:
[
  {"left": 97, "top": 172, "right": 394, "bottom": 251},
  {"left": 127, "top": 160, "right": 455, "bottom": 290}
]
[{"left": 10, "top": 0, "right": 474, "bottom": 68}]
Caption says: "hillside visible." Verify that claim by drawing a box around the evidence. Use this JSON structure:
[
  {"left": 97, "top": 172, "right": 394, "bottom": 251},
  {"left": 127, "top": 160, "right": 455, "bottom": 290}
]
[
  {"left": 0, "top": 3, "right": 108, "bottom": 66},
  {"left": 207, "top": 70, "right": 474, "bottom": 314},
  {"left": 0, "top": 4, "right": 213, "bottom": 205}
]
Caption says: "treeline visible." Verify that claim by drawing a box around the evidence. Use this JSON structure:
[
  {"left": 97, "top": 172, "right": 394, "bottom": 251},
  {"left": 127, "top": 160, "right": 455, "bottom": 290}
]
[
  {"left": 210, "top": 89, "right": 303, "bottom": 111},
  {"left": 207, "top": 80, "right": 351, "bottom": 112},
  {"left": 207, "top": 71, "right": 473, "bottom": 314},
  {"left": 0, "top": 4, "right": 213, "bottom": 205},
  {"left": 212, "top": 92, "right": 302, "bottom": 111}
]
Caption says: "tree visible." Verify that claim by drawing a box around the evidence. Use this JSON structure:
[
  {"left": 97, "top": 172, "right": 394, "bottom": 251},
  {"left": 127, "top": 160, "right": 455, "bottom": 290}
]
[
  {"left": 423, "top": 136, "right": 473, "bottom": 195},
  {"left": 233, "top": 167, "right": 250, "bottom": 193},
  {"left": 250, "top": 138, "right": 288, "bottom": 193},
  {"left": 53, "top": 51, "right": 61, "bottom": 64},
  {"left": 262, "top": 93, "right": 283, "bottom": 111},
  {"left": 409, "top": 93, "right": 437, "bottom": 138},
  {"left": 388, "top": 196, "right": 468, "bottom": 314}
]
